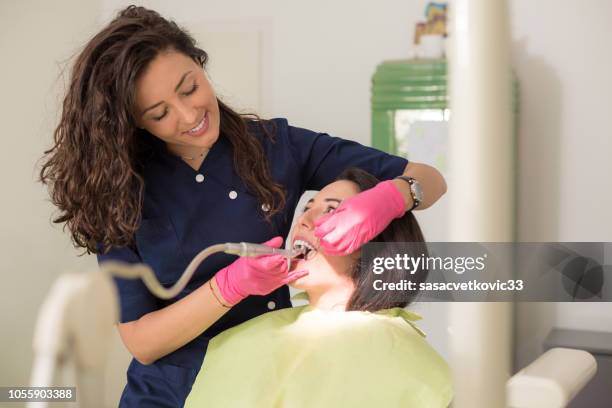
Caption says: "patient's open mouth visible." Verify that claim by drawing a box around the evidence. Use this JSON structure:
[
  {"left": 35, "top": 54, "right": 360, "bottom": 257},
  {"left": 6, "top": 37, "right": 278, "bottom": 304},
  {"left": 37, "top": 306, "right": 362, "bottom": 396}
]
[{"left": 292, "top": 239, "right": 317, "bottom": 261}]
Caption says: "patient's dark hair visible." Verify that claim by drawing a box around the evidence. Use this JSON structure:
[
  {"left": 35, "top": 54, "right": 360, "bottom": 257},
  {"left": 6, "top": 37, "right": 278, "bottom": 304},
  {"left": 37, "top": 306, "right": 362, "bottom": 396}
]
[{"left": 336, "top": 168, "right": 428, "bottom": 312}]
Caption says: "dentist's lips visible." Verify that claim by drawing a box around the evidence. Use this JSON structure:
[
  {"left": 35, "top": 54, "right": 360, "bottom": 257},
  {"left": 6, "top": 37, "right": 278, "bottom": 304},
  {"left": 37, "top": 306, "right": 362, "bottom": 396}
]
[{"left": 183, "top": 112, "right": 209, "bottom": 137}]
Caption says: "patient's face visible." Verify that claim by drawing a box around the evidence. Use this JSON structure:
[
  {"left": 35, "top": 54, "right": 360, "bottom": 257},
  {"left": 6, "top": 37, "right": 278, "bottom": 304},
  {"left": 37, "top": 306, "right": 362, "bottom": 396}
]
[{"left": 289, "top": 180, "right": 359, "bottom": 291}]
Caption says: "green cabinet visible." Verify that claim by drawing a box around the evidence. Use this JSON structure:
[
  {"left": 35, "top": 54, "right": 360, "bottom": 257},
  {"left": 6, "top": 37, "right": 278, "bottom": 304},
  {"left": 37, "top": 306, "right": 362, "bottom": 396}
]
[{"left": 371, "top": 59, "right": 518, "bottom": 168}]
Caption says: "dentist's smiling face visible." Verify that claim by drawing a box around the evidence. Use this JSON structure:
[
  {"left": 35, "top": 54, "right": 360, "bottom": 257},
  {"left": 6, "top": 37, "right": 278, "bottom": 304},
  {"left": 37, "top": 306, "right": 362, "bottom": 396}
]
[
  {"left": 133, "top": 49, "right": 221, "bottom": 156},
  {"left": 289, "top": 180, "right": 360, "bottom": 291}
]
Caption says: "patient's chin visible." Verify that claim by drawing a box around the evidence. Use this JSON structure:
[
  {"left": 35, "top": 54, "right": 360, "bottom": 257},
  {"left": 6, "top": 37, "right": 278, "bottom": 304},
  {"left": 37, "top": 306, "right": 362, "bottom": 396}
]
[{"left": 288, "top": 275, "right": 307, "bottom": 289}]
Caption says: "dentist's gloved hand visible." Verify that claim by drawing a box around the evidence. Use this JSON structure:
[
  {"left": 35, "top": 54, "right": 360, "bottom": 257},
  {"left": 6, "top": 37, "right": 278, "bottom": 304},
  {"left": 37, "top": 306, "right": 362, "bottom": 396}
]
[
  {"left": 314, "top": 180, "right": 406, "bottom": 255},
  {"left": 214, "top": 236, "right": 308, "bottom": 306}
]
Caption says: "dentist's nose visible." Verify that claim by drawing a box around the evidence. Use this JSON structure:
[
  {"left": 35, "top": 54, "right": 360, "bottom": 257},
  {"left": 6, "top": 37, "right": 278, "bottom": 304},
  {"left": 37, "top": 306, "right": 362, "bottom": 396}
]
[{"left": 176, "top": 102, "right": 198, "bottom": 128}]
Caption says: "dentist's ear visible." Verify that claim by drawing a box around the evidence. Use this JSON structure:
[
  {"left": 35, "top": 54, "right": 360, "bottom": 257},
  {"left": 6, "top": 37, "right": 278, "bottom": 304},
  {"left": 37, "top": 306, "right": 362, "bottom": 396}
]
[
  {"left": 131, "top": 112, "right": 144, "bottom": 130},
  {"left": 134, "top": 118, "right": 145, "bottom": 130}
]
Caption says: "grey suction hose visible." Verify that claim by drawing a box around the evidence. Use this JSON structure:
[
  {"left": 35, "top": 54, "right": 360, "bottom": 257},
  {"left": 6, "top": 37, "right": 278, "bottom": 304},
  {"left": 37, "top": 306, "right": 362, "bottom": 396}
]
[{"left": 100, "top": 242, "right": 304, "bottom": 300}]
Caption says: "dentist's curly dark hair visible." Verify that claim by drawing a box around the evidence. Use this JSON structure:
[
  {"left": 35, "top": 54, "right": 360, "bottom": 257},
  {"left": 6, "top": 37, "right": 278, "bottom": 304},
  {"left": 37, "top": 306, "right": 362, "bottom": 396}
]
[{"left": 38, "top": 5, "right": 285, "bottom": 255}]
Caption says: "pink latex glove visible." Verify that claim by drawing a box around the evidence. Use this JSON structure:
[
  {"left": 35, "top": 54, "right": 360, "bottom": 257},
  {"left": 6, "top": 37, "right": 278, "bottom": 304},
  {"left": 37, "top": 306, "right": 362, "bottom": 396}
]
[
  {"left": 314, "top": 180, "right": 406, "bottom": 255},
  {"left": 214, "top": 236, "right": 308, "bottom": 305}
]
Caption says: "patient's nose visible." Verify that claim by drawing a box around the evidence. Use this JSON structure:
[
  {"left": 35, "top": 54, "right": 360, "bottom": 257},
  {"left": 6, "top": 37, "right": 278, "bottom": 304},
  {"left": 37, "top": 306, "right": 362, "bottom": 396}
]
[{"left": 298, "top": 210, "right": 315, "bottom": 230}]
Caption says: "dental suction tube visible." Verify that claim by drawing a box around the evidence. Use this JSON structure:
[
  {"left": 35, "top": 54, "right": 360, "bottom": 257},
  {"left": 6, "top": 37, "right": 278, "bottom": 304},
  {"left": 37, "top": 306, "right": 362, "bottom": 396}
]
[{"left": 100, "top": 242, "right": 304, "bottom": 300}]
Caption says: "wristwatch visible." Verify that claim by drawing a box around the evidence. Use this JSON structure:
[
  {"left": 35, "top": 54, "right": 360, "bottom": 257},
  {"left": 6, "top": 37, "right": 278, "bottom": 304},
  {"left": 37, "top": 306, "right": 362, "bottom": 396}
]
[{"left": 395, "top": 176, "right": 423, "bottom": 211}]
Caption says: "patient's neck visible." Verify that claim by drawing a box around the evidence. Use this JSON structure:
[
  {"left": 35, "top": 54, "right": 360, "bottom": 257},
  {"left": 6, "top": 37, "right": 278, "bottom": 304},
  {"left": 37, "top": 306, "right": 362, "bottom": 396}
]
[{"left": 307, "top": 281, "right": 355, "bottom": 311}]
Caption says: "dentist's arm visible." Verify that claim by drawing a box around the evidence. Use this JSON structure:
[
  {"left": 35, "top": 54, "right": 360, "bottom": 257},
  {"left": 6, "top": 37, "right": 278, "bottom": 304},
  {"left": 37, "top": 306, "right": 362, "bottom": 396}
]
[
  {"left": 392, "top": 161, "right": 447, "bottom": 210},
  {"left": 117, "top": 277, "right": 229, "bottom": 365},
  {"left": 117, "top": 237, "right": 307, "bottom": 365},
  {"left": 314, "top": 161, "right": 447, "bottom": 255}
]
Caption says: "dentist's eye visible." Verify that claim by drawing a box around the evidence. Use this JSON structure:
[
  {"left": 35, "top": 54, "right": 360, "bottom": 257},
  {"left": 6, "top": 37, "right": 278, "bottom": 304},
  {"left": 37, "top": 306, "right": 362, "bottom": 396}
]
[
  {"left": 153, "top": 108, "right": 168, "bottom": 121},
  {"left": 182, "top": 82, "right": 199, "bottom": 96}
]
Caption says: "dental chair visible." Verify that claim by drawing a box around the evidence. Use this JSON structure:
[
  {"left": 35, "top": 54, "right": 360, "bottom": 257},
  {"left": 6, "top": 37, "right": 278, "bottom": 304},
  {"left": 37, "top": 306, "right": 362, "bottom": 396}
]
[
  {"left": 28, "top": 270, "right": 118, "bottom": 408},
  {"left": 506, "top": 347, "right": 597, "bottom": 408}
]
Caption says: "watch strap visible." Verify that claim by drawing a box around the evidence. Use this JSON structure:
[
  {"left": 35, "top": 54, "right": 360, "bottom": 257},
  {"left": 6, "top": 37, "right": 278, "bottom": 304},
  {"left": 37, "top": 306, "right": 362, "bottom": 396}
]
[{"left": 394, "top": 176, "right": 421, "bottom": 211}]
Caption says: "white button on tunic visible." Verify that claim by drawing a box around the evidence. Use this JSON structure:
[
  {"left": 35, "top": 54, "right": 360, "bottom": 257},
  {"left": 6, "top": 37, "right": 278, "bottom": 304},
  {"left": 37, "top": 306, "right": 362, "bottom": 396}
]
[
  {"left": 267, "top": 301, "right": 276, "bottom": 310},
  {"left": 229, "top": 191, "right": 238, "bottom": 200},
  {"left": 195, "top": 174, "right": 205, "bottom": 183}
]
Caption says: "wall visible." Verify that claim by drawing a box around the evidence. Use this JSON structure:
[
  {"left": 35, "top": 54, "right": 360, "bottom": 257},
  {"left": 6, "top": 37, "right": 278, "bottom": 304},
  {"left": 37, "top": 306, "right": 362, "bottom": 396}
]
[
  {"left": 509, "top": 0, "right": 612, "bottom": 369},
  {"left": 0, "top": 0, "right": 103, "bottom": 394}
]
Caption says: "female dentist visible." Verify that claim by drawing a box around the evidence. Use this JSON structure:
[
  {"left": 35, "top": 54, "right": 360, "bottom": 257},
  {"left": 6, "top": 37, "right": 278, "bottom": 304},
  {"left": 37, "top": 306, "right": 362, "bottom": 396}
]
[{"left": 39, "top": 5, "right": 447, "bottom": 407}]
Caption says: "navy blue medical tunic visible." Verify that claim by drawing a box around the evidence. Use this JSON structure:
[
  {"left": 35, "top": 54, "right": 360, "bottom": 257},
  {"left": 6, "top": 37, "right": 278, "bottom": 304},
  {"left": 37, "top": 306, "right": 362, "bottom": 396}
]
[{"left": 96, "top": 118, "right": 408, "bottom": 407}]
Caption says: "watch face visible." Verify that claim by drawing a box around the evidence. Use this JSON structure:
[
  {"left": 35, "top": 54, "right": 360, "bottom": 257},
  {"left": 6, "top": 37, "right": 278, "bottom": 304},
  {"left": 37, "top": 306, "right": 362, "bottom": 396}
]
[{"left": 412, "top": 182, "right": 423, "bottom": 201}]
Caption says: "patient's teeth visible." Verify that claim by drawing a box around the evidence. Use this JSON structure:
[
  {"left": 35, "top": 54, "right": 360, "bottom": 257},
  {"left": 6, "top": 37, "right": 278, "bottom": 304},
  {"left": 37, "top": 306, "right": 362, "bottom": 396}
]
[
  {"left": 293, "top": 239, "right": 313, "bottom": 251},
  {"left": 293, "top": 239, "right": 316, "bottom": 260}
]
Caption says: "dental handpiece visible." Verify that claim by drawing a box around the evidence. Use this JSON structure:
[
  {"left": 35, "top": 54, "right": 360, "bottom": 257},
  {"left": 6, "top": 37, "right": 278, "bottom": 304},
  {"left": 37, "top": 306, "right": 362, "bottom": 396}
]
[
  {"left": 100, "top": 242, "right": 306, "bottom": 299},
  {"left": 224, "top": 242, "right": 304, "bottom": 258}
]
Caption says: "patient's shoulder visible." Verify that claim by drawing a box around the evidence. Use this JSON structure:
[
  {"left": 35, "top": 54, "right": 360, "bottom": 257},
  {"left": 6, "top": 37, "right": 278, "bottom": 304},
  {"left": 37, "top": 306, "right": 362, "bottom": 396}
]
[{"left": 211, "top": 306, "right": 307, "bottom": 343}]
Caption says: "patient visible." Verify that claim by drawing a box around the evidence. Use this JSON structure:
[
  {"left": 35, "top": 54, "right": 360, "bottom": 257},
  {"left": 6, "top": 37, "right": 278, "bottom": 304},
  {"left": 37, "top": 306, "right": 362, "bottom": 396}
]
[{"left": 185, "top": 168, "right": 453, "bottom": 407}]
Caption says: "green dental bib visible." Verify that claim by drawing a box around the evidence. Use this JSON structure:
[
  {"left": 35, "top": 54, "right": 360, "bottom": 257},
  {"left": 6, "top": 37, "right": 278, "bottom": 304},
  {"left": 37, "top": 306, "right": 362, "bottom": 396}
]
[{"left": 185, "top": 304, "right": 452, "bottom": 407}]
